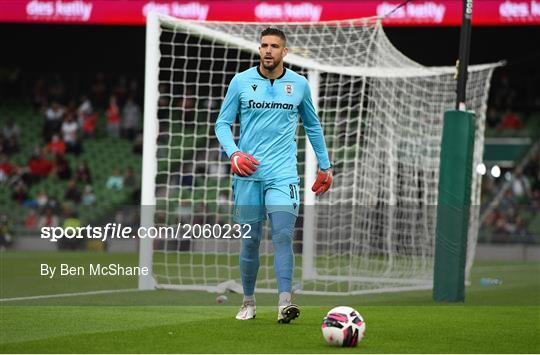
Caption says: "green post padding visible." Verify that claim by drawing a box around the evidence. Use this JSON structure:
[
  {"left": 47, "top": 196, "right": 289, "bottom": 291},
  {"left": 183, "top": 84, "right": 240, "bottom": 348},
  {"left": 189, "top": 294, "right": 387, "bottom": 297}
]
[{"left": 433, "top": 110, "right": 476, "bottom": 302}]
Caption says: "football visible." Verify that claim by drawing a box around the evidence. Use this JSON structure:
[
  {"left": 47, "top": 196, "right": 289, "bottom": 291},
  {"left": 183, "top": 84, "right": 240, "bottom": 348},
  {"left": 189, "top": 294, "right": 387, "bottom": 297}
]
[{"left": 321, "top": 306, "right": 366, "bottom": 347}]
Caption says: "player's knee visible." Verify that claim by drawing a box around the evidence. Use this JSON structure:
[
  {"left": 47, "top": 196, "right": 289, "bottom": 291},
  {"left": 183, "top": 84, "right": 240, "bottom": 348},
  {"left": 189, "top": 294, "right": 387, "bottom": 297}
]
[
  {"left": 270, "top": 212, "right": 296, "bottom": 246},
  {"left": 242, "top": 238, "right": 261, "bottom": 251},
  {"left": 241, "top": 234, "right": 261, "bottom": 251},
  {"left": 271, "top": 225, "right": 293, "bottom": 246}
]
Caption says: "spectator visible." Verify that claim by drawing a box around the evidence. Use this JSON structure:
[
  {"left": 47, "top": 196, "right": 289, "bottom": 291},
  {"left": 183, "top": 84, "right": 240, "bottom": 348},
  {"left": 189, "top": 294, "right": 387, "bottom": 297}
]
[
  {"left": 27, "top": 151, "right": 53, "bottom": 181},
  {"left": 59, "top": 210, "right": 82, "bottom": 250},
  {"left": 62, "top": 113, "right": 81, "bottom": 155},
  {"left": 1, "top": 135, "right": 19, "bottom": 155},
  {"left": 217, "top": 192, "right": 230, "bottom": 220},
  {"left": 158, "top": 83, "right": 169, "bottom": 104},
  {"left": 53, "top": 154, "right": 71, "bottom": 180},
  {"left": 493, "top": 212, "right": 509, "bottom": 235},
  {"left": 494, "top": 73, "right": 517, "bottom": 109},
  {"left": 45, "top": 197, "right": 61, "bottom": 216},
  {"left": 0, "top": 214, "right": 14, "bottom": 249},
  {"left": 209, "top": 162, "right": 227, "bottom": 178},
  {"left": 219, "top": 192, "right": 229, "bottom": 206},
  {"left": 45, "top": 134, "right": 66, "bottom": 155},
  {"left": 75, "top": 161, "right": 92, "bottom": 184},
  {"left": 208, "top": 140, "right": 228, "bottom": 177},
  {"left": 133, "top": 133, "right": 143, "bottom": 154},
  {"left": 106, "top": 170, "right": 124, "bottom": 190},
  {"left": 82, "top": 185, "right": 96, "bottom": 206},
  {"left": 486, "top": 108, "right": 499, "bottom": 129},
  {"left": 499, "top": 110, "right": 522, "bottom": 130},
  {"left": 78, "top": 95, "right": 97, "bottom": 138},
  {"left": 11, "top": 181, "right": 29, "bottom": 204},
  {"left": 194, "top": 150, "right": 208, "bottom": 175},
  {"left": 82, "top": 113, "right": 98, "bottom": 138},
  {"left": 65, "top": 180, "right": 82, "bottom": 203},
  {"left": 180, "top": 163, "right": 194, "bottom": 187},
  {"left": 106, "top": 95, "right": 121, "bottom": 137},
  {"left": 3, "top": 119, "right": 20, "bottom": 141},
  {"left": 512, "top": 170, "right": 531, "bottom": 201},
  {"left": 25, "top": 209, "right": 38, "bottom": 229},
  {"left": 157, "top": 121, "right": 170, "bottom": 140},
  {"left": 531, "top": 167, "right": 540, "bottom": 198},
  {"left": 523, "top": 154, "right": 539, "bottom": 186},
  {"left": 2, "top": 119, "right": 20, "bottom": 154},
  {"left": 531, "top": 185, "right": 540, "bottom": 211},
  {"left": 122, "top": 96, "right": 141, "bottom": 140},
  {"left": 36, "top": 189, "right": 49, "bottom": 209},
  {"left": 38, "top": 208, "right": 59, "bottom": 228},
  {"left": 499, "top": 189, "right": 516, "bottom": 210},
  {"left": 0, "top": 155, "right": 16, "bottom": 183},
  {"left": 123, "top": 167, "right": 137, "bottom": 188},
  {"left": 44, "top": 101, "right": 65, "bottom": 142},
  {"left": 180, "top": 86, "right": 196, "bottom": 127}
]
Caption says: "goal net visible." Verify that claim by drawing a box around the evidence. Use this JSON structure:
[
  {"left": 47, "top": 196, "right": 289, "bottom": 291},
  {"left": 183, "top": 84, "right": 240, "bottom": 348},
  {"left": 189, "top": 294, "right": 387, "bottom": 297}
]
[{"left": 140, "top": 13, "right": 499, "bottom": 295}]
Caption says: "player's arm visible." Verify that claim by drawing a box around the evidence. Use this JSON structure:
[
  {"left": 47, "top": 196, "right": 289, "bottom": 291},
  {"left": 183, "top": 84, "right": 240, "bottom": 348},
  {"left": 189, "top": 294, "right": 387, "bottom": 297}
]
[
  {"left": 214, "top": 76, "right": 259, "bottom": 176},
  {"left": 298, "top": 79, "right": 332, "bottom": 195},
  {"left": 215, "top": 75, "right": 241, "bottom": 157}
]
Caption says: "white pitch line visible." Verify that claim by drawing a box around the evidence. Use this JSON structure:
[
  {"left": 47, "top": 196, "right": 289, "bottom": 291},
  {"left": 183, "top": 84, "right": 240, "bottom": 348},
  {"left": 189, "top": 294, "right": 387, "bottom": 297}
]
[{"left": 0, "top": 288, "right": 140, "bottom": 302}]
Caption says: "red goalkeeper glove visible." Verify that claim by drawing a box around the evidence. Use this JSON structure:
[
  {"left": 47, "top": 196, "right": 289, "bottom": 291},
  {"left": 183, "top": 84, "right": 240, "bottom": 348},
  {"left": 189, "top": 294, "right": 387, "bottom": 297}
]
[
  {"left": 230, "top": 151, "right": 260, "bottom": 177},
  {"left": 311, "top": 168, "right": 333, "bottom": 196}
]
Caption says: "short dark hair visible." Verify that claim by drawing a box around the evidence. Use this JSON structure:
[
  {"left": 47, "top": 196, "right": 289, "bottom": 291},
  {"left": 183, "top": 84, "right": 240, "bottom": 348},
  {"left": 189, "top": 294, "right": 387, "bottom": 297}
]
[{"left": 260, "top": 27, "right": 287, "bottom": 46}]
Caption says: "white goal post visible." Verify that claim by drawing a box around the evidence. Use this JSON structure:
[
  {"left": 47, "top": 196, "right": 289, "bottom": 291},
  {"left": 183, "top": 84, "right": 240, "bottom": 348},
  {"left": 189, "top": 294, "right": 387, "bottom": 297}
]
[{"left": 139, "top": 12, "right": 500, "bottom": 295}]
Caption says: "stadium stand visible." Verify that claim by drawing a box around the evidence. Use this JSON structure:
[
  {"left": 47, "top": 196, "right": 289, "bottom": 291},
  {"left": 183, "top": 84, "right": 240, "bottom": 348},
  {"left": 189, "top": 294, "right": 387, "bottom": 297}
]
[
  {"left": 479, "top": 69, "right": 540, "bottom": 244},
  {"left": 0, "top": 64, "right": 538, "bottom": 250},
  {"left": 0, "top": 78, "right": 142, "bottom": 248}
]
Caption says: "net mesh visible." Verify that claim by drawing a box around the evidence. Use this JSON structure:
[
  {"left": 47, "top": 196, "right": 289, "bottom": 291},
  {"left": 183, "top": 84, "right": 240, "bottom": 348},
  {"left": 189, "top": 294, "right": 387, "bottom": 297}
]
[{"left": 146, "top": 15, "right": 498, "bottom": 294}]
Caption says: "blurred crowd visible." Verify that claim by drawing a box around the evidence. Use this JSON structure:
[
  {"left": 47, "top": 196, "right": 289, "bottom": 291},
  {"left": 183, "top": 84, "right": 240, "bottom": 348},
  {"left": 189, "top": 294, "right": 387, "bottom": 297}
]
[
  {"left": 1, "top": 67, "right": 539, "bottom": 249},
  {"left": 0, "top": 73, "right": 143, "bottom": 249},
  {"left": 479, "top": 68, "right": 540, "bottom": 243},
  {"left": 486, "top": 69, "right": 540, "bottom": 132},
  {"left": 481, "top": 154, "right": 540, "bottom": 243}
]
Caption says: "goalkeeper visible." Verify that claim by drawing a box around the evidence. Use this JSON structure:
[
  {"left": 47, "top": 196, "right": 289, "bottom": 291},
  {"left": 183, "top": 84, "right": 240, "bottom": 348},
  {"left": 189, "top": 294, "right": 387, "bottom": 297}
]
[{"left": 215, "top": 28, "right": 332, "bottom": 323}]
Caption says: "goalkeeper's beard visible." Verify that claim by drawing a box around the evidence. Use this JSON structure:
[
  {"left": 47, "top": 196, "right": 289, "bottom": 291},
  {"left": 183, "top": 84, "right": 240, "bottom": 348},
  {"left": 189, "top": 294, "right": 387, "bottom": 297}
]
[{"left": 261, "top": 58, "right": 282, "bottom": 72}]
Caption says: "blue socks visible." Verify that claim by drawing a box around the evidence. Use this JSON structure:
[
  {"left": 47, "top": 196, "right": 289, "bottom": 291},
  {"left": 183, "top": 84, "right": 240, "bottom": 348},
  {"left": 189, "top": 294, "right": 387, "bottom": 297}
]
[
  {"left": 239, "top": 212, "right": 297, "bottom": 297},
  {"left": 269, "top": 212, "right": 296, "bottom": 294},
  {"left": 239, "top": 221, "right": 262, "bottom": 297}
]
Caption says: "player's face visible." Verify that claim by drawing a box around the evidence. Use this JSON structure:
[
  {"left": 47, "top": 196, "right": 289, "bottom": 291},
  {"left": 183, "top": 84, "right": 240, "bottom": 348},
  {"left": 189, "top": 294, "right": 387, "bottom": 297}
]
[{"left": 259, "top": 35, "right": 288, "bottom": 71}]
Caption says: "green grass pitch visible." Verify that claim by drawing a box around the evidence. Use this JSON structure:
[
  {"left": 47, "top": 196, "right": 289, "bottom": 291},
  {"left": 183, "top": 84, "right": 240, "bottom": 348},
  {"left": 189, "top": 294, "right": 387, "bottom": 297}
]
[{"left": 1, "top": 252, "right": 539, "bottom": 353}]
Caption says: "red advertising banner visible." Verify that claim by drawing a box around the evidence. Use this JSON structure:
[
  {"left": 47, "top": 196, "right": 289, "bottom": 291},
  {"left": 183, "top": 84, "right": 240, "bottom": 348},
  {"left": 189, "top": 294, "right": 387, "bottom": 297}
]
[{"left": 0, "top": 0, "right": 539, "bottom": 26}]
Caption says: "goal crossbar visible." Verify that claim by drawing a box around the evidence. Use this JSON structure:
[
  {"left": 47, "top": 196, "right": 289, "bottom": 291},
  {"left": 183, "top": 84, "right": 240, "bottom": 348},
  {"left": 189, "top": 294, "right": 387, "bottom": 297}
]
[{"left": 155, "top": 13, "right": 502, "bottom": 78}]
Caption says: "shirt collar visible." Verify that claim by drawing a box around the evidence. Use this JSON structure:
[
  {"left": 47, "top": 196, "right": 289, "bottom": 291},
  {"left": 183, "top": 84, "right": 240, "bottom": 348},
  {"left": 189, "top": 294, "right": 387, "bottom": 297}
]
[{"left": 256, "top": 66, "right": 287, "bottom": 80}]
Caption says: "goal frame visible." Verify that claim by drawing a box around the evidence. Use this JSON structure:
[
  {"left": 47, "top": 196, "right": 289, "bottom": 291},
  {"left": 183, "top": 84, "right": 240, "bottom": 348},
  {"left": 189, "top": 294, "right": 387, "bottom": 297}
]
[
  {"left": 138, "top": 11, "right": 160, "bottom": 290},
  {"left": 138, "top": 12, "right": 327, "bottom": 291}
]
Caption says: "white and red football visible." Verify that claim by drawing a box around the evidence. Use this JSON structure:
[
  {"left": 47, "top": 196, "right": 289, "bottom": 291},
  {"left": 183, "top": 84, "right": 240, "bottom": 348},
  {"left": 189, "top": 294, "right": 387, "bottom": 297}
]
[{"left": 321, "top": 306, "right": 366, "bottom": 347}]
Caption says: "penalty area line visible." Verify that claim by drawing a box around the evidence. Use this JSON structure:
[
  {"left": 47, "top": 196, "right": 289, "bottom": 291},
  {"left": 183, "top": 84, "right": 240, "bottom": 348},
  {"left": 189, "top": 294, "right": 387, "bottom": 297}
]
[{"left": 0, "top": 288, "right": 140, "bottom": 302}]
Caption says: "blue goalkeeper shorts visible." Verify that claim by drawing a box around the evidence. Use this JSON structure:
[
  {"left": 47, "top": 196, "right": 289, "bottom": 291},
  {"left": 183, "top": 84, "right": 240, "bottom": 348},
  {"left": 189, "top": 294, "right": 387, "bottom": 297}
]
[{"left": 232, "top": 177, "right": 300, "bottom": 224}]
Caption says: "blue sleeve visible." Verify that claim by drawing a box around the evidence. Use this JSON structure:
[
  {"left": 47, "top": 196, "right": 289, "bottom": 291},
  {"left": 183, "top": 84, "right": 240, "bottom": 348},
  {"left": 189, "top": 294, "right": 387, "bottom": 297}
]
[
  {"left": 215, "top": 76, "right": 240, "bottom": 158},
  {"left": 298, "top": 79, "right": 331, "bottom": 170}
]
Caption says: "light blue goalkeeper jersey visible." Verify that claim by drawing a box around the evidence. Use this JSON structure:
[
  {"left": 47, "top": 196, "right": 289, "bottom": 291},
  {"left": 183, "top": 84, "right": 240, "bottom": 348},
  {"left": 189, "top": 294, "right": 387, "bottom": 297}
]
[{"left": 215, "top": 66, "right": 331, "bottom": 181}]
